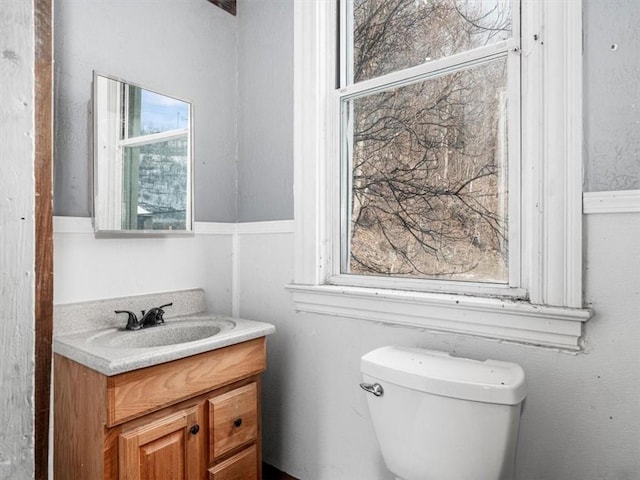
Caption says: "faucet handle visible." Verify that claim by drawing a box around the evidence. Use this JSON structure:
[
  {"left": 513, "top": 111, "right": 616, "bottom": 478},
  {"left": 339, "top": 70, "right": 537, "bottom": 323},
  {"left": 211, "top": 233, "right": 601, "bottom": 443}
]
[
  {"left": 115, "top": 310, "right": 141, "bottom": 330},
  {"left": 155, "top": 303, "right": 173, "bottom": 323},
  {"left": 139, "top": 303, "right": 173, "bottom": 328}
]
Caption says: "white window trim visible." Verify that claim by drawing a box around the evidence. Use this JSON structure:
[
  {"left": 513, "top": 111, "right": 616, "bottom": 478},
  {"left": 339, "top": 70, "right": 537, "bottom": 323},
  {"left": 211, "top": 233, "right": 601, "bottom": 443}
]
[
  {"left": 583, "top": 190, "right": 640, "bottom": 214},
  {"left": 289, "top": 0, "right": 591, "bottom": 351}
]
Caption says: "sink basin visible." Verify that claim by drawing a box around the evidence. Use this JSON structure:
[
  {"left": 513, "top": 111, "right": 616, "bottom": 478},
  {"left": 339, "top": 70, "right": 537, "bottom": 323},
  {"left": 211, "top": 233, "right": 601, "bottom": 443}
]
[
  {"left": 54, "top": 314, "right": 274, "bottom": 376},
  {"left": 87, "top": 319, "right": 235, "bottom": 349}
]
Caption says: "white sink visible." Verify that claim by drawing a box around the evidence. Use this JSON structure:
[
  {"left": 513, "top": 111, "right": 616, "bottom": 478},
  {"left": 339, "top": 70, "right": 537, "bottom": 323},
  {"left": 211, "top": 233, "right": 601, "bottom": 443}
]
[{"left": 86, "top": 319, "right": 233, "bottom": 349}]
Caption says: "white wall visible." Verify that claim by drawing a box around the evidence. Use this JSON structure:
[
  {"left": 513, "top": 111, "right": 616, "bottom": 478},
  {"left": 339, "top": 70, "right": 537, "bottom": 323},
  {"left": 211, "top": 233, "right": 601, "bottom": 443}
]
[
  {"left": 0, "top": 3, "right": 36, "bottom": 478},
  {"left": 236, "top": 212, "right": 640, "bottom": 480},
  {"left": 52, "top": 214, "right": 640, "bottom": 479},
  {"left": 53, "top": 219, "right": 234, "bottom": 316}
]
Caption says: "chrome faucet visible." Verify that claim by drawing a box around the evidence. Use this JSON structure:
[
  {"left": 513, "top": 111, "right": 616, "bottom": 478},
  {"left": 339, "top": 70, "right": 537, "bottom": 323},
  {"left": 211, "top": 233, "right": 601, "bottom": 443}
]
[{"left": 115, "top": 303, "right": 173, "bottom": 330}]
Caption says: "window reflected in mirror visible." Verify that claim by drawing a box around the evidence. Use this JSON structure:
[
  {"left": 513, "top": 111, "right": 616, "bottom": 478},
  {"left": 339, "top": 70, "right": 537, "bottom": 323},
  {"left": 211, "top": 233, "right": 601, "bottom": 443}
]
[{"left": 93, "top": 73, "right": 193, "bottom": 233}]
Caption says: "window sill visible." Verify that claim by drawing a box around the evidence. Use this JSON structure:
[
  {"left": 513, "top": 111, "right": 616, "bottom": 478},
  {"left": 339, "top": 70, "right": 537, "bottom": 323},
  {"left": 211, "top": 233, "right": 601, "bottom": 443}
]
[{"left": 286, "top": 284, "right": 592, "bottom": 351}]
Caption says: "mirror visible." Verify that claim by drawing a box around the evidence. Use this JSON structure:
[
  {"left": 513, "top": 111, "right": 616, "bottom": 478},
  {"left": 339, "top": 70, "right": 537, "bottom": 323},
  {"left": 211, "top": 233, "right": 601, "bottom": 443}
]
[{"left": 93, "top": 73, "right": 193, "bottom": 233}]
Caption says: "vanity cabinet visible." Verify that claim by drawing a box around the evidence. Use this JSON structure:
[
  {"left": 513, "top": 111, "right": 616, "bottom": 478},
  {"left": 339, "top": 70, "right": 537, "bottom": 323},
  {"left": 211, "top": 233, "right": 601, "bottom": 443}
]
[{"left": 54, "top": 337, "right": 266, "bottom": 480}]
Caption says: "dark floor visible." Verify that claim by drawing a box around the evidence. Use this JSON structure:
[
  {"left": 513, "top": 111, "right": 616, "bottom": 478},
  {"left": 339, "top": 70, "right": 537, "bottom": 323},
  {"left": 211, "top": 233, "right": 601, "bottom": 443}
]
[{"left": 262, "top": 462, "right": 299, "bottom": 480}]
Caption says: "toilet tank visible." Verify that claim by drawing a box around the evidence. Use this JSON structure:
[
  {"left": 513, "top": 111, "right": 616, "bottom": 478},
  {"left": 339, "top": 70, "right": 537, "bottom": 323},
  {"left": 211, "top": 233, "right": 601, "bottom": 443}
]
[{"left": 361, "top": 346, "right": 526, "bottom": 480}]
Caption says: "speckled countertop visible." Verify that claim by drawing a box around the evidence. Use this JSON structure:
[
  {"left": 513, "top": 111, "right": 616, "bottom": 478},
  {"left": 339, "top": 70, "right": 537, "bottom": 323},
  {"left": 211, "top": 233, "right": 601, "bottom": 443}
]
[{"left": 53, "top": 289, "right": 275, "bottom": 376}]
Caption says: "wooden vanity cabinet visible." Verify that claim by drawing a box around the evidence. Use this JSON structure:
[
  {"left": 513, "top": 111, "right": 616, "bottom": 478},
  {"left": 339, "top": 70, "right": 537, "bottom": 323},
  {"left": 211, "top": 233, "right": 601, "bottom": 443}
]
[{"left": 54, "top": 337, "right": 266, "bottom": 480}]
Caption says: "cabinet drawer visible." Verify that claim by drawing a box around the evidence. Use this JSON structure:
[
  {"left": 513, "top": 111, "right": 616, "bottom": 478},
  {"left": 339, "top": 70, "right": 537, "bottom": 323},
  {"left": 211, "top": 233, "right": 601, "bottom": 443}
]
[
  {"left": 107, "top": 338, "right": 265, "bottom": 426},
  {"left": 209, "top": 445, "right": 257, "bottom": 480},
  {"left": 209, "top": 383, "right": 258, "bottom": 460}
]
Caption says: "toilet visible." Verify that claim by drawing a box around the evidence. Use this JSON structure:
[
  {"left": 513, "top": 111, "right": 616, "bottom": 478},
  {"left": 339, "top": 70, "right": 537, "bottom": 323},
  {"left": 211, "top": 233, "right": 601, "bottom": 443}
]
[{"left": 360, "top": 346, "right": 526, "bottom": 480}]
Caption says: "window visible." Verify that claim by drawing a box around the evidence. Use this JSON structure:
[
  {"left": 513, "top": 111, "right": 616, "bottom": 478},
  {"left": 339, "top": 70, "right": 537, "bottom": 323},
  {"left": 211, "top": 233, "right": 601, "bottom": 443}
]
[
  {"left": 339, "top": 0, "right": 518, "bottom": 290},
  {"left": 290, "top": 0, "right": 591, "bottom": 350}
]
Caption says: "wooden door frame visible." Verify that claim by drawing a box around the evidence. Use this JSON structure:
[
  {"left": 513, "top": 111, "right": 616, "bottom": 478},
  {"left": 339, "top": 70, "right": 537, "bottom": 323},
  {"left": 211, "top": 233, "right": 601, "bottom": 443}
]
[{"left": 34, "top": 0, "right": 54, "bottom": 478}]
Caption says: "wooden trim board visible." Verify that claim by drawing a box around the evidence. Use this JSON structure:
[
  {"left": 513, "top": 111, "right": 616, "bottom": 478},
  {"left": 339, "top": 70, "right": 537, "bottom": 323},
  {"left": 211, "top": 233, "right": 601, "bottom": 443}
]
[{"left": 34, "top": 0, "right": 54, "bottom": 477}]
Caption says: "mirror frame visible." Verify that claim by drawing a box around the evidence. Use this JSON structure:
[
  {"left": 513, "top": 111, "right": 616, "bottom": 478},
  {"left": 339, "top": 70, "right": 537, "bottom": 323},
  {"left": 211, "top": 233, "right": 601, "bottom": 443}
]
[{"left": 92, "top": 71, "right": 195, "bottom": 235}]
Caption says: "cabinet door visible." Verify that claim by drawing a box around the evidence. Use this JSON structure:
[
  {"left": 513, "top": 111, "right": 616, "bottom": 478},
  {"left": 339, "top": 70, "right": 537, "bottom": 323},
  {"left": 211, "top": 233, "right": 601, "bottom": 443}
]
[
  {"left": 119, "top": 404, "right": 204, "bottom": 480},
  {"left": 209, "top": 383, "right": 258, "bottom": 460}
]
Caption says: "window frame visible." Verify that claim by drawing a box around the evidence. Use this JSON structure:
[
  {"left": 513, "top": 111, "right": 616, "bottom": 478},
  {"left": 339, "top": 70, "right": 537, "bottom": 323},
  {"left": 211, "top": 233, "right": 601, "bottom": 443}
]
[
  {"left": 289, "top": 0, "right": 591, "bottom": 351},
  {"left": 334, "top": 1, "right": 522, "bottom": 296}
]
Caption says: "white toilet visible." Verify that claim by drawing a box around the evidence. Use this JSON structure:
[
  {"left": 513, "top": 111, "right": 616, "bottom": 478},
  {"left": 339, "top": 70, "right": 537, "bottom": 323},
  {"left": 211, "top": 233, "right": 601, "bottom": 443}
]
[{"left": 360, "top": 346, "right": 526, "bottom": 480}]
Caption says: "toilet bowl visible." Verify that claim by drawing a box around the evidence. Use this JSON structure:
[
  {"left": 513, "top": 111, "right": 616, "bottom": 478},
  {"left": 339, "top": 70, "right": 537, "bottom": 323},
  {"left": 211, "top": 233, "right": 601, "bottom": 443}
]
[{"left": 360, "top": 346, "right": 526, "bottom": 480}]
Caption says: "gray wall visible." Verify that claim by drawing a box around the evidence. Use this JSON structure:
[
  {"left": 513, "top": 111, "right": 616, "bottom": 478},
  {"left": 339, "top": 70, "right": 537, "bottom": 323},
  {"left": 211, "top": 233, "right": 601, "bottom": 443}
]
[
  {"left": 54, "top": 0, "right": 238, "bottom": 222},
  {"left": 584, "top": 0, "right": 640, "bottom": 191},
  {"left": 53, "top": 0, "right": 640, "bottom": 219},
  {"left": 232, "top": 0, "right": 640, "bottom": 217},
  {"left": 237, "top": 0, "right": 294, "bottom": 222}
]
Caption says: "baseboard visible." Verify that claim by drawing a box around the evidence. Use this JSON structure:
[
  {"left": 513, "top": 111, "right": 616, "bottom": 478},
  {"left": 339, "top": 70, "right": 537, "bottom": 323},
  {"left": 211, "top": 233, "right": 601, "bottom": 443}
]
[{"left": 262, "top": 463, "right": 299, "bottom": 480}]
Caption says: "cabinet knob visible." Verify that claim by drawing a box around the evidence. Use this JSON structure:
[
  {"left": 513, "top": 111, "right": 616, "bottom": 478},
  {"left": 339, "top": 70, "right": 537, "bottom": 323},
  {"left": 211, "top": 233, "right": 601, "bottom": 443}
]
[
  {"left": 190, "top": 424, "right": 200, "bottom": 435},
  {"left": 233, "top": 418, "right": 243, "bottom": 428}
]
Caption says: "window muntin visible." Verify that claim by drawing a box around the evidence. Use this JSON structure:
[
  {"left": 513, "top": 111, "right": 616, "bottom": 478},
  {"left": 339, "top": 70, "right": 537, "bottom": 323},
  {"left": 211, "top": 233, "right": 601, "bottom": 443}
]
[{"left": 338, "top": 0, "right": 519, "bottom": 289}]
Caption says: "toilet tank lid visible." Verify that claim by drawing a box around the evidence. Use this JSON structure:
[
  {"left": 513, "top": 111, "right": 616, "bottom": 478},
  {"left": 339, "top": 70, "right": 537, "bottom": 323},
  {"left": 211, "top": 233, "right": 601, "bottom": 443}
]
[{"left": 361, "top": 346, "right": 526, "bottom": 405}]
